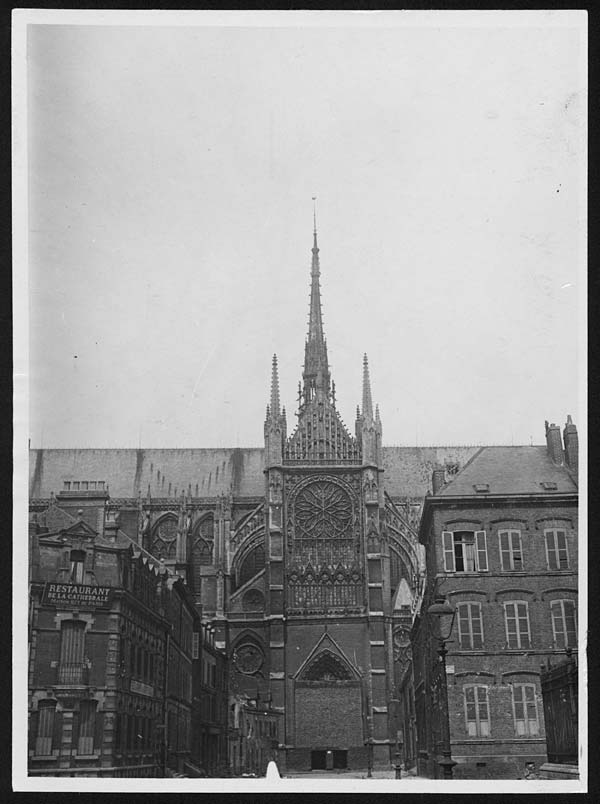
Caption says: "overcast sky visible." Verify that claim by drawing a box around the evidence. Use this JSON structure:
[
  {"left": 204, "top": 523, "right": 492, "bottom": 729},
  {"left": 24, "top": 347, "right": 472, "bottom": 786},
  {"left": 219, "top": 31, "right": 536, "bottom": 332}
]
[{"left": 24, "top": 11, "right": 586, "bottom": 449}]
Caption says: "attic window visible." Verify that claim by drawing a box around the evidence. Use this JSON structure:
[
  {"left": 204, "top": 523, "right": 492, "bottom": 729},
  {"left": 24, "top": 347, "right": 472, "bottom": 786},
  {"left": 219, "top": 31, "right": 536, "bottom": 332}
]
[
  {"left": 541, "top": 481, "right": 558, "bottom": 491},
  {"left": 473, "top": 484, "right": 490, "bottom": 493}
]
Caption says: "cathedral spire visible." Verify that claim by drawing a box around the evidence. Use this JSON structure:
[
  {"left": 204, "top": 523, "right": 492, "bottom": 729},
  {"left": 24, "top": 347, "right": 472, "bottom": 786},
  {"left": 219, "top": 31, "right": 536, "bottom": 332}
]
[
  {"left": 362, "top": 353, "right": 373, "bottom": 420},
  {"left": 303, "top": 200, "right": 331, "bottom": 406},
  {"left": 308, "top": 200, "right": 325, "bottom": 346},
  {"left": 270, "top": 354, "right": 281, "bottom": 418}
]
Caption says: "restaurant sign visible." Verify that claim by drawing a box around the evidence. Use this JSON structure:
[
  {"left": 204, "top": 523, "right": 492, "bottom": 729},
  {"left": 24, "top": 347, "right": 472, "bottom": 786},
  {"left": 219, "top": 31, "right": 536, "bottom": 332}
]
[{"left": 42, "top": 583, "right": 112, "bottom": 609}]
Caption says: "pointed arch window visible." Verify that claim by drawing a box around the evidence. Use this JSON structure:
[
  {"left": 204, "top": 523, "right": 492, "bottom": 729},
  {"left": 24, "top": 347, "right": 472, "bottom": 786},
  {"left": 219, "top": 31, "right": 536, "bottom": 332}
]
[
  {"left": 301, "top": 650, "right": 352, "bottom": 681},
  {"left": 192, "top": 515, "right": 215, "bottom": 567},
  {"left": 190, "top": 515, "right": 215, "bottom": 593},
  {"left": 151, "top": 516, "right": 178, "bottom": 560}
]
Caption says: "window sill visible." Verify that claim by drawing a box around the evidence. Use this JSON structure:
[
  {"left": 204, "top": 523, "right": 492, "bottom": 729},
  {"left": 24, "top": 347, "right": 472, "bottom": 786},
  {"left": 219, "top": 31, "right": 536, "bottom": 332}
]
[
  {"left": 30, "top": 755, "right": 58, "bottom": 761},
  {"left": 74, "top": 754, "right": 100, "bottom": 760}
]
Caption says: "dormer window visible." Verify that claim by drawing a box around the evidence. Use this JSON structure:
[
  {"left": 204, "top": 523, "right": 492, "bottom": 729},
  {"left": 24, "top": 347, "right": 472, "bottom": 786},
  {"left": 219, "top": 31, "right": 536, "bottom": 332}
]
[
  {"left": 70, "top": 549, "right": 86, "bottom": 583},
  {"left": 62, "top": 481, "right": 106, "bottom": 492},
  {"left": 473, "top": 483, "right": 490, "bottom": 493},
  {"left": 541, "top": 481, "right": 558, "bottom": 491}
]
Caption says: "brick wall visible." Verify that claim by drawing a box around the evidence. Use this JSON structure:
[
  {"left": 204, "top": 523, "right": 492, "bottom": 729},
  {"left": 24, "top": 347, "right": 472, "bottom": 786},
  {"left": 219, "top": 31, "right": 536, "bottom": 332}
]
[
  {"left": 421, "top": 496, "right": 578, "bottom": 773},
  {"left": 295, "top": 683, "right": 363, "bottom": 747}
]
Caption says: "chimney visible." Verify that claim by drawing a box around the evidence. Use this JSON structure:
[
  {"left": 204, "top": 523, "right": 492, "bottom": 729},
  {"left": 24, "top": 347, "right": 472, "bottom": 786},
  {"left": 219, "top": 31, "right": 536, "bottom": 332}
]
[
  {"left": 563, "top": 415, "right": 578, "bottom": 473},
  {"left": 432, "top": 466, "right": 446, "bottom": 495},
  {"left": 545, "top": 420, "right": 564, "bottom": 465}
]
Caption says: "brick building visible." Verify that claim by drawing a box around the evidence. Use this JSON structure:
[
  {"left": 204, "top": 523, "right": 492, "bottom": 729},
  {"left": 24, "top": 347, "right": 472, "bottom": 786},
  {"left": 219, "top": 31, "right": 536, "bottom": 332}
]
[
  {"left": 229, "top": 693, "right": 281, "bottom": 776},
  {"left": 192, "top": 621, "right": 228, "bottom": 775},
  {"left": 408, "top": 418, "right": 578, "bottom": 779},
  {"left": 28, "top": 500, "right": 201, "bottom": 777}
]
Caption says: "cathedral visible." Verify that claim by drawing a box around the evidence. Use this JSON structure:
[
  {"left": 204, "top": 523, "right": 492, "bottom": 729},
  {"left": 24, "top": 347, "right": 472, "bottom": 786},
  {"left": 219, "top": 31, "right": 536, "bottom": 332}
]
[{"left": 29, "top": 220, "right": 484, "bottom": 774}]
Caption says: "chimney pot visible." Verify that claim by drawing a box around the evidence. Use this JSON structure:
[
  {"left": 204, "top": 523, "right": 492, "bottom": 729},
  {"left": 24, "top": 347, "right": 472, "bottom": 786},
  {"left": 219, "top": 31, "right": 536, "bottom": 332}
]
[
  {"left": 563, "top": 415, "right": 578, "bottom": 474},
  {"left": 545, "top": 421, "right": 564, "bottom": 465}
]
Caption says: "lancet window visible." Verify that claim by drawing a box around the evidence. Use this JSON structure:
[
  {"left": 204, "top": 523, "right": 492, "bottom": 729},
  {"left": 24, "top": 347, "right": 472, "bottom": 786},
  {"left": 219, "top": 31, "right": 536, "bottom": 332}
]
[{"left": 190, "top": 515, "right": 215, "bottom": 592}]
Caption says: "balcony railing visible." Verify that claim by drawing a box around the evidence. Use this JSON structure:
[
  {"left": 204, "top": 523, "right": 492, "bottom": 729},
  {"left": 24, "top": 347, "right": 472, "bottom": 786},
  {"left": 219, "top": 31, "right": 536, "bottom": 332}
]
[{"left": 57, "top": 663, "right": 89, "bottom": 685}]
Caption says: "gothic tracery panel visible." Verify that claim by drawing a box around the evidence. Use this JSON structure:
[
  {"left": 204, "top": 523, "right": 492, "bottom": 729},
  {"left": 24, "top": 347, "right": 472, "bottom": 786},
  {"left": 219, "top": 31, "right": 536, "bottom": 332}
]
[
  {"left": 189, "top": 515, "right": 215, "bottom": 592},
  {"left": 301, "top": 650, "right": 352, "bottom": 681},
  {"left": 285, "top": 474, "right": 363, "bottom": 613},
  {"left": 295, "top": 481, "right": 352, "bottom": 539},
  {"left": 151, "top": 515, "right": 177, "bottom": 560}
]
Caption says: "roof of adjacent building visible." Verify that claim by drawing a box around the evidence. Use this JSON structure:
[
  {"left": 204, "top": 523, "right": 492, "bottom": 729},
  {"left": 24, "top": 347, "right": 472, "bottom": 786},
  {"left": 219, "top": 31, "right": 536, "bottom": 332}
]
[
  {"left": 436, "top": 445, "right": 578, "bottom": 497},
  {"left": 28, "top": 445, "right": 483, "bottom": 501}
]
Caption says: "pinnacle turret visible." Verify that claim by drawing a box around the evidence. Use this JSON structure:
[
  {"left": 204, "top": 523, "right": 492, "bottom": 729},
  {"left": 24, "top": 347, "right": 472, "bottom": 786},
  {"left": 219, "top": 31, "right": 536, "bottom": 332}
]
[
  {"left": 362, "top": 353, "right": 374, "bottom": 420},
  {"left": 264, "top": 354, "right": 286, "bottom": 465},
  {"left": 270, "top": 354, "right": 281, "bottom": 417},
  {"left": 357, "top": 353, "right": 382, "bottom": 466}
]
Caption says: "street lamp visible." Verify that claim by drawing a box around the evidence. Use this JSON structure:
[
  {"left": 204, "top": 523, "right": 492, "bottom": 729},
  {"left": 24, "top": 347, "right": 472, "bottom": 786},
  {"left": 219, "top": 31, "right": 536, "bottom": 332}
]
[{"left": 427, "top": 596, "right": 457, "bottom": 780}]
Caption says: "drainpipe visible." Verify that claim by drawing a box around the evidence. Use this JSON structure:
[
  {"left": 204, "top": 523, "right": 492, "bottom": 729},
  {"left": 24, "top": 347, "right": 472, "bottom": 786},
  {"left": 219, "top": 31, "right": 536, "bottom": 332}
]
[{"left": 162, "top": 628, "right": 170, "bottom": 777}]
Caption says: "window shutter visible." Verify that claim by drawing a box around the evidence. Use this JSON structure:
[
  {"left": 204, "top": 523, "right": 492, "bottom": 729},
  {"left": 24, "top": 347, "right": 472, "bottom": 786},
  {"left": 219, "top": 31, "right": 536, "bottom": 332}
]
[
  {"left": 499, "top": 531, "right": 510, "bottom": 571},
  {"left": 512, "top": 532, "right": 523, "bottom": 570},
  {"left": 545, "top": 531, "right": 557, "bottom": 569},
  {"left": 475, "top": 531, "right": 488, "bottom": 571},
  {"left": 472, "top": 604, "right": 484, "bottom": 648},
  {"left": 29, "top": 710, "right": 39, "bottom": 752},
  {"left": 442, "top": 532, "right": 455, "bottom": 572},
  {"left": 505, "top": 602, "right": 517, "bottom": 647},
  {"left": 457, "top": 604, "right": 468, "bottom": 648},
  {"left": 72, "top": 708, "right": 80, "bottom": 753},
  {"left": 565, "top": 600, "right": 577, "bottom": 647},
  {"left": 556, "top": 530, "right": 569, "bottom": 568},
  {"left": 550, "top": 601, "right": 562, "bottom": 645},
  {"left": 518, "top": 602, "right": 531, "bottom": 648},
  {"left": 94, "top": 709, "right": 104, "bottom": 755}
]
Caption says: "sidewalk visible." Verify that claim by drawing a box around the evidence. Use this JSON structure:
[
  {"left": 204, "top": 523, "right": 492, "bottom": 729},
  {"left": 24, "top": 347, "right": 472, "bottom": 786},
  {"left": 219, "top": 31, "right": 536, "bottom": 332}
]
[{"left": 283, "top": 769, "right": 417, "bottom": 780}]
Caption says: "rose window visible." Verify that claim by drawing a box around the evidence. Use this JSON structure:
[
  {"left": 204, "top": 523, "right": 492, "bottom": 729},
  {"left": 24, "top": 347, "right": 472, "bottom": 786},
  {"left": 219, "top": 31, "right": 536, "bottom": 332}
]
[
  {"left": 233, "top": 643, "right": 264, "bottom": 675},
  {"left": 294, "top": 481, "right": 352, "bottom": 540}
]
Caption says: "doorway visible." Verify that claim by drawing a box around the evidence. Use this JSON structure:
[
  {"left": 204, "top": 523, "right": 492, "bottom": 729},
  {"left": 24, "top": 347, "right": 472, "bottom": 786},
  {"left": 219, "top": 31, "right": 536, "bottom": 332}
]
[{"left": 310, "top": 749, "right": 347, "bottom": 771}]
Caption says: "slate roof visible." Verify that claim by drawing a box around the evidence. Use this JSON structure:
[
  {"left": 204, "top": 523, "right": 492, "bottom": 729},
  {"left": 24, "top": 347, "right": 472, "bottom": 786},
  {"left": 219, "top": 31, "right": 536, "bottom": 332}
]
[
  {"left": 29, "top": 448, "right": 267, "bottom": 500},
  {"left": 29, "top": 446, "right": 482, "bottom": 501},
  {"left": 437, "top": 445, "right": 578, "bottom": 497}
]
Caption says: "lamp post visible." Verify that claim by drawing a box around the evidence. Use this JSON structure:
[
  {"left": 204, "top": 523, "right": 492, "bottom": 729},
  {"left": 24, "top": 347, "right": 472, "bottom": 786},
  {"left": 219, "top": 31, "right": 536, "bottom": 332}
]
[{"left": 427, "top": 596, "right": 457, "bottom": 780}]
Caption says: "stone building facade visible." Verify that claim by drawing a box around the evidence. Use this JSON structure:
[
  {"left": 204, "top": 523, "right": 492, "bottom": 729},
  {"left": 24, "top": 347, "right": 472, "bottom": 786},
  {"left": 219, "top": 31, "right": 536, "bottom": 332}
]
[
  {"left": 408, "top": 419, "right": 578, "bottom": 779},
  {"left": 28, "top": 504, "right": 201, "bottom": 777}
]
